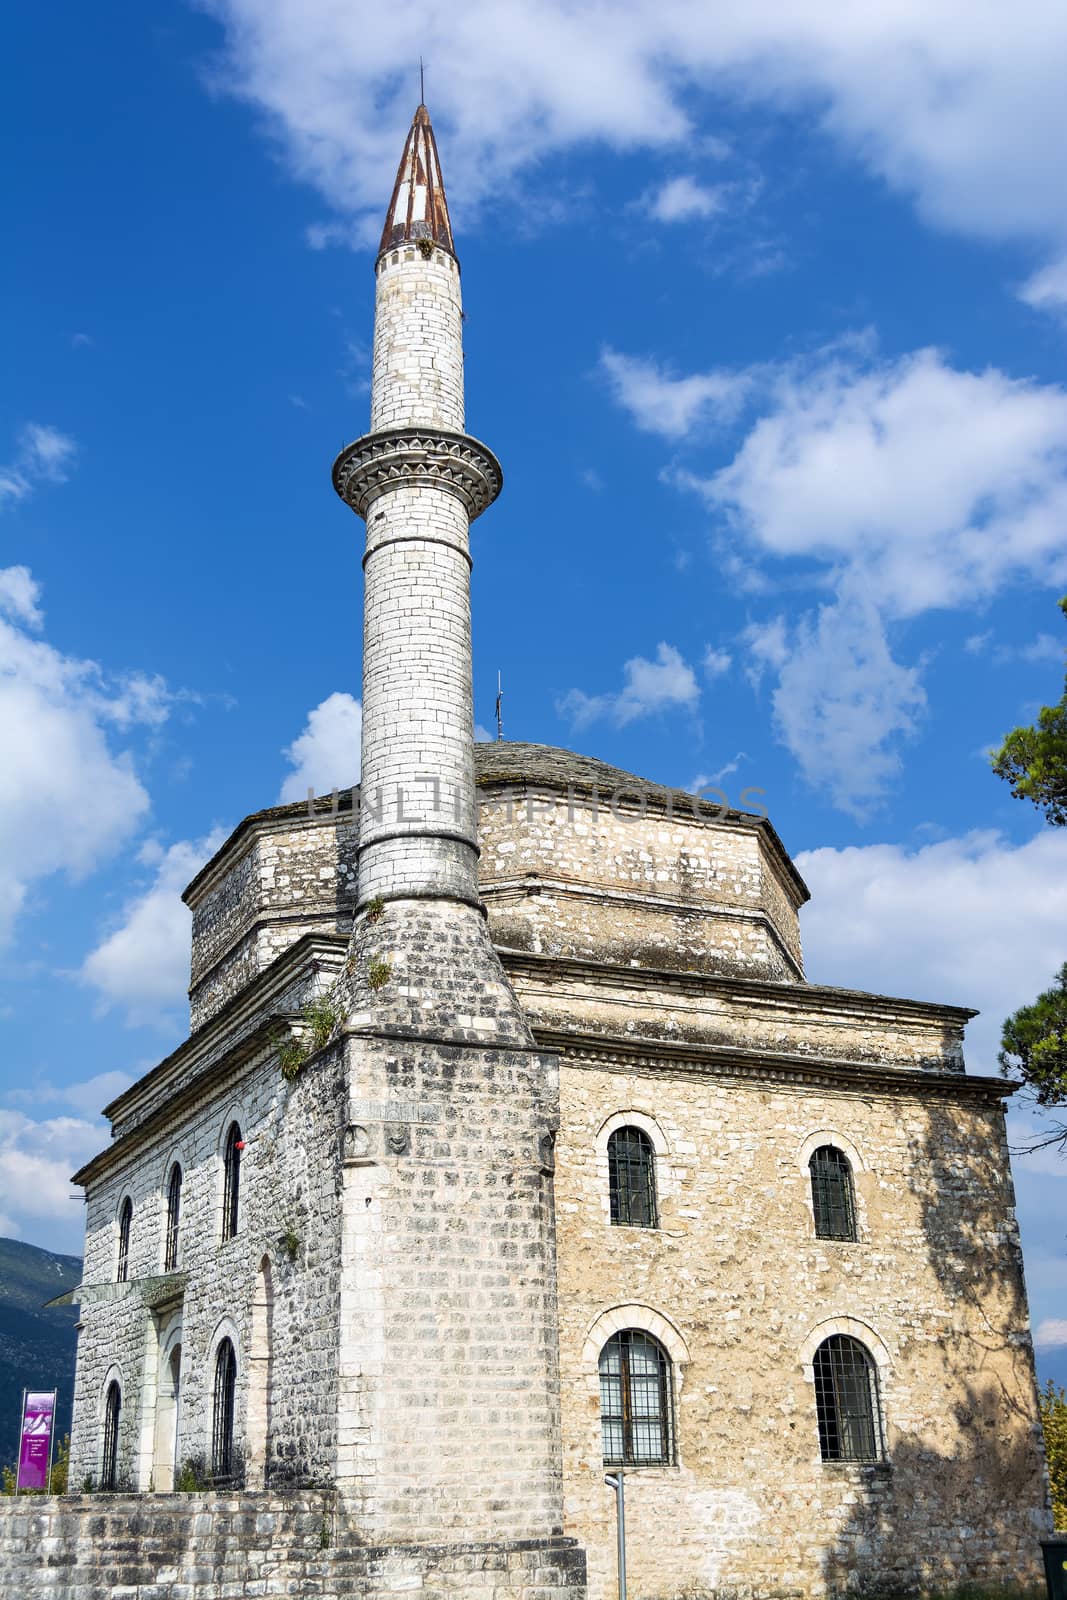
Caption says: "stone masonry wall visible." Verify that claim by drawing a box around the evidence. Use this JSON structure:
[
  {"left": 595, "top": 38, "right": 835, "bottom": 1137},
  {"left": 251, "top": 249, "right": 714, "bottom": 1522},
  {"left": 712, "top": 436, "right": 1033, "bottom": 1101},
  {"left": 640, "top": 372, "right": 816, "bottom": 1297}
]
[
  {"left": 555, "top": 1055, "right": 1049, "bottom": 1600},
  {"left": 478, "top": 790, "right": 803, "bottom": 981},
  {"left": 371, "top": 247, "right": 465, "bottom": 433},
  {"left": 70, "top": 1027, "right": 345, "bottom": 1495},
  {"left": 0, "top": 1492, "right": 586, "bottom": 1600}
]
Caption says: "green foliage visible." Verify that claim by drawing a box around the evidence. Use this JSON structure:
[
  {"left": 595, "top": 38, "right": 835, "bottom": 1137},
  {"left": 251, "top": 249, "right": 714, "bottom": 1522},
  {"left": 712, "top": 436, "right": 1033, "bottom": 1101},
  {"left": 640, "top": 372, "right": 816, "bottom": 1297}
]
[
  {"left": 1, "top": 1462, "right": 14, "bottom": 1495},
  {"left": 1000, "top": 964, "right": 1067, "bottom": 1106},
  {"left": 280, "top": 1226, "right": 300, "bottom": 1262},
  {"left": 276, "top": 993, "right": 341, "bottom": 1081},
  {"left": 1040, "top": 1379, "right": 1067, "bottom": 1529},
  {"left": 991, "top": 598, "right": 1067, "bottom": 827},
  {"left": 175, "top": 1455, "right": 210, "bottom": 1492},
  {"left": 367, "top": 955, "right": 392, "bottom": 991},
  {"left": 365, "top": 895, "right": 385, "bottom": 923}
]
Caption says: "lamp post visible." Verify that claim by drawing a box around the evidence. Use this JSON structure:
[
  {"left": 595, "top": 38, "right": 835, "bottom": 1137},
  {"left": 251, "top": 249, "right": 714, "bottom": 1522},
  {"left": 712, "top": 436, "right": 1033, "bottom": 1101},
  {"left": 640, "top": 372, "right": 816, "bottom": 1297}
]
[{"left": 604, "top": 1467, "right": 626, "bottom": 1600}]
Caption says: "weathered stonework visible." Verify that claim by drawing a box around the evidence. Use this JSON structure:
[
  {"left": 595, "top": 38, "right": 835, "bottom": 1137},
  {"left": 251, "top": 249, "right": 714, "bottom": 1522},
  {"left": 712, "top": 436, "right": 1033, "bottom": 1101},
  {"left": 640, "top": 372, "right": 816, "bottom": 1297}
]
[{"left": 1, "top": 100, "right": 1050, "bottom": 1600}]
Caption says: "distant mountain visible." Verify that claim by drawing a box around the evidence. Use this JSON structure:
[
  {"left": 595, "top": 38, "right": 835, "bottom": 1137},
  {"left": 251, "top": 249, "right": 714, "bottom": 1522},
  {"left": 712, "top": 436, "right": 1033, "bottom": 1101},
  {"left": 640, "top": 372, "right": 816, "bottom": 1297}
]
[{"left": 0, "top": 1237, "right": 81, "bottom": 1470}]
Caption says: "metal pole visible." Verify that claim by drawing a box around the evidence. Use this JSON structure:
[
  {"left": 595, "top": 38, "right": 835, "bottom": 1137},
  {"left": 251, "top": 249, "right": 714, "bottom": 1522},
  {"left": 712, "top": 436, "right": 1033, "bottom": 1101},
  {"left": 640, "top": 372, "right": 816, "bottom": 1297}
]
[{"left": 604, "top": 1468, "right": 626, "bottom": 1600}]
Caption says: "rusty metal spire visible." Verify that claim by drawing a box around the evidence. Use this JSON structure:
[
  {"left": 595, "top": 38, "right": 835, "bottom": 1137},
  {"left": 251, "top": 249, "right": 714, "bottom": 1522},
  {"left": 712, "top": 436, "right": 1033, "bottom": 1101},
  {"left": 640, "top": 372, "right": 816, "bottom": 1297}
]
[{"left": 378, "top": 102, "right": 455, "bottom": 261}]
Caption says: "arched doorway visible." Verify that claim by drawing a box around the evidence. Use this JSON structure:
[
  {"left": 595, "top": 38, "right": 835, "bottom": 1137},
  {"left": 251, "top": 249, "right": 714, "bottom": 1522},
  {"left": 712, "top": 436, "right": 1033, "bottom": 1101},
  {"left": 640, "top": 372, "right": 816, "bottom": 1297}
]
[
  {"left": 153, "top": 1337, "right": 181, "bottom": 1491},
  {"left": 246, "top": 1255, "right": 273, "bottom": 1486}
]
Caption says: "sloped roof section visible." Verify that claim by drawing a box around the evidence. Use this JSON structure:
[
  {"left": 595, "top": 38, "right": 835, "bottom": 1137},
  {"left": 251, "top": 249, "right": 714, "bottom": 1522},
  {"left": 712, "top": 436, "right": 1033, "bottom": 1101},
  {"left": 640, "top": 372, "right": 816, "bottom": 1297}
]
[{"left": 379, "top": 103, "right": 455, "bottom": 259}]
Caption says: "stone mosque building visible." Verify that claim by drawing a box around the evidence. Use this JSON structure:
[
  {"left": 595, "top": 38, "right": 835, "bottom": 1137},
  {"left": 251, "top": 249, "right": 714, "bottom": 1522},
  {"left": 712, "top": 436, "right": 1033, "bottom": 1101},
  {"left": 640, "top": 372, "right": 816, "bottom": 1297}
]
[{"left": 0, "top": 105, "right": 1051, "bottom": 1599}]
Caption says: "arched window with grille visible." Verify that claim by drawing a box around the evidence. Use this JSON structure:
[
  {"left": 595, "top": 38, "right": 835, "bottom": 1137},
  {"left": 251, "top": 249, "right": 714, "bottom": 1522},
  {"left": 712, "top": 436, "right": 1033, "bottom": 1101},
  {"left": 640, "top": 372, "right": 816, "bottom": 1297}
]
[
  {"left": 607, "top": 1126, "right": 657, "bottom": 1227},
  {"left": 809, "top": 1146, "right": 857, "bottom": 1241},
  {"left": 116, "top": 1196, "right": 133, "bottom": 1282},
  {"left": 222, "top": 1123, "right": 242, "bottom": 1242},
  {"left": 101, "top": 1380, "right": 121, "bottom": 1489},
  {"left": 813, "top": 1334, "right": 883, "bottom": 1461},
  {"left": 164, "top": 1163, "right": 182, "bottom": 1271},
  {"left": 212, "top": 1338, "right": 238, "bottom": 1481},
  {"left": 599, "top": 1330, "right": 673, "bottom": 1465}
]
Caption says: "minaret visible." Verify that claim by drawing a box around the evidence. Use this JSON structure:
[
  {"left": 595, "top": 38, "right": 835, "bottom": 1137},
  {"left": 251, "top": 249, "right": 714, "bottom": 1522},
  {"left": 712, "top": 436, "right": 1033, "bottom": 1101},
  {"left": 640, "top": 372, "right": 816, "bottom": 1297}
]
[{"left": 329, "top": 107, "right": 583, "bottom": 1584}]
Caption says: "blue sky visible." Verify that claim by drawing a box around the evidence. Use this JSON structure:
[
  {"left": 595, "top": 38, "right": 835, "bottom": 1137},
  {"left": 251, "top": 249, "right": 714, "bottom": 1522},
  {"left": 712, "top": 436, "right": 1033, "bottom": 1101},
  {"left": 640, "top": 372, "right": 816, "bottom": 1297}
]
[{"left": 2, "top": 3, "right": 1066, "bottom": 1383}]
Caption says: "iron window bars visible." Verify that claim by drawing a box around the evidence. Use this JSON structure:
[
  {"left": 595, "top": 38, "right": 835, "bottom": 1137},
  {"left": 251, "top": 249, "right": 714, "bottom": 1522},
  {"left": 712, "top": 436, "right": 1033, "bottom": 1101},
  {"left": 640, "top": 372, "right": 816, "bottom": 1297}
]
[
  {"left": 813, "top": 1334, "right": 883, "bottom": 1461},
  {"left": 599, "top": 1330, "right": 674, "bottom": 1466},
  {"left": 608, "top": 1126, "right": 658, "bottom": 1228},
  {"left": 101, "top": 1381, "right": 121, "bottom": 1490},
  {"left": 809, "top": 1146, "right": 857, "bottom": 1241},
  {"left": 222, "top": 1123, "right": 242, "bottom": 1242},
  {"left": 165, "top": 1163, "right": 182, "bottom": 1271},
  {"left": 212, "top": 1338, "right": 238, "bottom": 1482},
  {"left": 116, "top": 1197, "right": 132, "bottom": 1283}
]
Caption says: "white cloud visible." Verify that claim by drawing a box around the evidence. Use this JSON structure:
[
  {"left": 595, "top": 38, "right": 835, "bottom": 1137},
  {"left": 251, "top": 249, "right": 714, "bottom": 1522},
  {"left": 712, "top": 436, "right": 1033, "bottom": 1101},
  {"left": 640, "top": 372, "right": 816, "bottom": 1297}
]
[
  {"left": 198, "top": 1, "right": 1067, "bottom": 302},
  {"left": 558, "top": 641, "right": 699, "bottom": 729},
  {"left": 645, "top": 175, "right": 724, "bottom": 223},
  {"left": 0, "top": 1108, "right": 102, "bottom": 1250},
  {"left": 0, "top": 422, "right": 77, "bottom": 508},
  {"left": 0, "top": 567, "right": 169, "bottom": 943},
  {"left": 80, "top": 832, "right": 227, "bottom": 1026},
  {"left": 747, "top": 592, "right": 927, "bottom": 817},
  {"left": 702, "top": 645, "right": 732, "bottom": 678},
  {"left": 796, "top": 826, "right": 1067, "bottom": 1071},
  {"left": 1034, "top": 1319, "right": 1067, "bottom": 1347},
  {"left": 600, "top": 348, "right": 751, "bottom": 440},
  {"left": 0, "top": 565, "right": 43, "bottom": 629},
  {"left": 1019, "top": 255, "right": 1067, "bottom": 317},
  {"left": 610, "top": 340, "right": 1067, "bottom": 810},
  {"left": 279, "top": 691, "right": 362, "bottom": 801}
]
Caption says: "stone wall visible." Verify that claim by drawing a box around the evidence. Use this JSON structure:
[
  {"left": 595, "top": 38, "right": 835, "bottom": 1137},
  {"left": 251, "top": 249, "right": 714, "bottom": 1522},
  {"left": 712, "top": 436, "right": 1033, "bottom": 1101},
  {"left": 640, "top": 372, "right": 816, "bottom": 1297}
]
[
  {"left": 0, "top": 1492, "right": 586, "bottom": 1600},
  {"left": 553, "top": 1054, "right": 1049, "bottom": 1600},
  {"left": 70, "top": 1026, "right": 346, "bottom": 1496}
]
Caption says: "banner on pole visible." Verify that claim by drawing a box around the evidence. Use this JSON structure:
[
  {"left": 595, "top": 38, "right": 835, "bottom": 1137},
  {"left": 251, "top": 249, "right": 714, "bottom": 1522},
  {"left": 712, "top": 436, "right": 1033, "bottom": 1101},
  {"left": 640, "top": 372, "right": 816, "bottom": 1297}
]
[{"left": 16, "top": 1389, "right": 57, "bottom": 1492}]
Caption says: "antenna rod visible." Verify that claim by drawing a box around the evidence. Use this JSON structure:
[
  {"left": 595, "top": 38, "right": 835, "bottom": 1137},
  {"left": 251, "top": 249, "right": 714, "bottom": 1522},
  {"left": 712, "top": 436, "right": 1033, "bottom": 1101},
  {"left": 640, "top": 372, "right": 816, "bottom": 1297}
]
[
  {"left": 495, "top": 670, "right": 504, "bottom": 742},
  {"left": 420, "top": 57, "right": 425, "bottom": 105}
]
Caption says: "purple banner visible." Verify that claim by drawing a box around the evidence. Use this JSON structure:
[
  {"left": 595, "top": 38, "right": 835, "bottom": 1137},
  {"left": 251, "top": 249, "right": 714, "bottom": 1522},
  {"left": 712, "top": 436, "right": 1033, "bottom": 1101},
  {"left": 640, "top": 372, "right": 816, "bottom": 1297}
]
[{"left": 16, "top": 1390, "right": 56, "bottom": 1492}]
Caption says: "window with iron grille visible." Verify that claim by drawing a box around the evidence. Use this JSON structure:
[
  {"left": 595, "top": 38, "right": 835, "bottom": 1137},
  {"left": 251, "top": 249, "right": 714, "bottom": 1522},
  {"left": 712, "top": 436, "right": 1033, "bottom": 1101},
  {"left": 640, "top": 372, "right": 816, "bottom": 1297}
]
[
  {"left": 599, "top": 1330, "right": 673, "bottom": 1466},
  {"left": 101, "top": 1381, "right": 121, "bottom": 1490},
  {"left": 813, "top": 1334, "right": 882, "bottom": 1462},
  {"left": 809, "top": 1146, "right": 857, "bottom": 1241},
  {"left": 212, "top": 1338, "right": 238, "bottom": 1481},
  {"left": 116, "top": 1196, "right": 132, "bottom": 1283},
  {"left": 608, "top": 1127, "right": 657, "bottom": 1227},
  {"left": 222, "top": 1123, "right": 242, "bottom": 1242},
  {"left": 164, "top": 1163, "right": 182, "bottom": 1271}
]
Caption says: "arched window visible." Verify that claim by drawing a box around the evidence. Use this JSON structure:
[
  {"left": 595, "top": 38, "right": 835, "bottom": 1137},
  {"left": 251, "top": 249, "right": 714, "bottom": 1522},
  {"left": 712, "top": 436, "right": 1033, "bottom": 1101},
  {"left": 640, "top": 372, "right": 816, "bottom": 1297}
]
[
  {"left": 116, "top": 1197, "right": 133, "bottom": 1282},
  {"left": 607, "top": 1126, "right": 657, "bottom": 1227},
  {"left": 101, "top": 1380, "right": 121, "bottom": 1489},
  {"left": 222, "top": 1122, "right": 242, "bottom": 1242},
  {"left": 212, "top": 1338, "right": 238, "bottom": 1481},
  {"left": 164, "top": 1163, "right": 182, "bottom": 1271},
  {"left": 813, "top": 1335, "right": 882, "bottom": 1461},
  {"left": 599, "top": 1330, "right": 673, "bottom": 1465},
  {"left": 809, "top": 1146, "right": 857, "bottom": 1241}
]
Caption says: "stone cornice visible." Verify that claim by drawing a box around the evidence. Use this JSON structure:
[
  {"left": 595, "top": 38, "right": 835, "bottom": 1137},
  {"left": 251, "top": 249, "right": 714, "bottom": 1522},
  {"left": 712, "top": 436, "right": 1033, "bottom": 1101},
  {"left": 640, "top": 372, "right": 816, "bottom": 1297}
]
[
  {"left": 532, "top": 1023, "right": 1011, "bottom": 1102},
  {"left": 332, "top": 427, "right": 503, "bottom": 522},
  {"left": 498, "top": 947, "right": 977, "bottom": 1028}
]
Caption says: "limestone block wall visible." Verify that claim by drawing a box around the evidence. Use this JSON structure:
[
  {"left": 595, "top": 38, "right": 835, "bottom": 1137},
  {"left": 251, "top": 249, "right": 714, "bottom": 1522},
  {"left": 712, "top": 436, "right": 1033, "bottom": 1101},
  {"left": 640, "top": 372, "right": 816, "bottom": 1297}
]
[
  {"left": 186, "top": 815, "right": 358, "bottom": 1030},
  {"left": 554, "top": 1057, "right": 1048, "bottom": 1600},
  {"left": 478, "top": 789, "right": 804, "bottom": 980},
  {"left": 507, "top": 957, "right": 970, "bottom": 1073},
  {"left": 334, "top": 1030, "right": 566, "bottom": 1543},
  {"left": 371, "top": 246, "right": 465, "bottom": 432},
  {"left": 70, "top": 1034, "right": 345, "bottom": 1495}
]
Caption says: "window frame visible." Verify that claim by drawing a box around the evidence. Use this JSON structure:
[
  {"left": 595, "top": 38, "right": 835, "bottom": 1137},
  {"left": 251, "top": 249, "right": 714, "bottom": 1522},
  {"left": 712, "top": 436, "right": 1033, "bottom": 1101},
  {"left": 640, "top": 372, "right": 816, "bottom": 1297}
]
[
  {"left": 813, "top": 1334, "right": 884, "bottom": 1463},
  {"left": 101, "top": 1380, "right": 121, "bottom": 1490},
  {"left": 116, "top": 1196, "right": 133, "bottom": 1283},
  {"left": 809, "top": 1145, "right": 858, "bottom": 1242},
  {"left": 599, "top": 1329, "right": 674, "bottom": 1467},
  {"left": 164, "top": 1162, "right": 183, "bottom": 1271},
  {"left": 222, "top": 1122, "right": 242, "bottom": 1243},
  {"left": 212, "top": 1337, "right": 238, "bottom": 1482},
  {"left": 607, "top": 1125, "right": 658, "bottom": 1229}
]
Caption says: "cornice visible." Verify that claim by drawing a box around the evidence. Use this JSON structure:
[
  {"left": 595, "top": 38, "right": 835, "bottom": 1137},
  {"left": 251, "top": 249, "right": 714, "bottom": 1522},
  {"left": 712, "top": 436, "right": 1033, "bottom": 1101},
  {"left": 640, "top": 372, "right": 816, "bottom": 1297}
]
[
  {"left": 332, "top": 427, "right": 503, "bottom": 522},
  {"left": 532, "top": 1024, "right": 1010, "bottom": 1102}
]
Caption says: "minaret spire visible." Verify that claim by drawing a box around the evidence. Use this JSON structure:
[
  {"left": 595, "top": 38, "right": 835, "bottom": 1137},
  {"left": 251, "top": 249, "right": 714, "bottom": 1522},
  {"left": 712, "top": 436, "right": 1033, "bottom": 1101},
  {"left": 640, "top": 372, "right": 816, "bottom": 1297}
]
[{"left": 379, "top": 100, "right": 455, "bottom": 261}]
